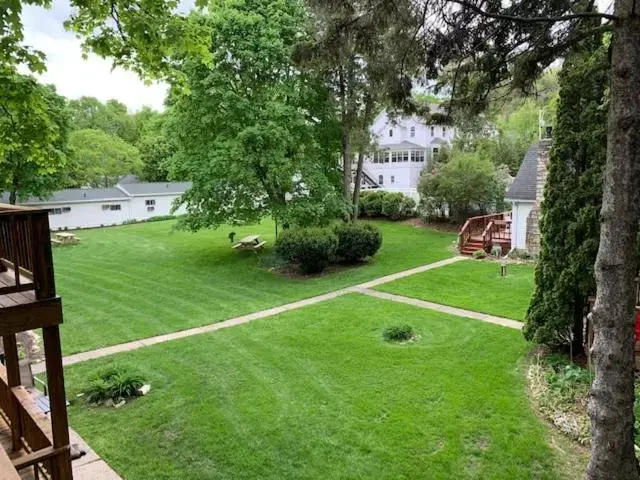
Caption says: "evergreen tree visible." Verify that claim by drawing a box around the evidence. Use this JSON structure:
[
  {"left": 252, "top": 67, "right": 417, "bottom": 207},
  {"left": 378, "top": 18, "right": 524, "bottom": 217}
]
[{"left": 524, "top": 36, "right": 608, "bottom": 350}]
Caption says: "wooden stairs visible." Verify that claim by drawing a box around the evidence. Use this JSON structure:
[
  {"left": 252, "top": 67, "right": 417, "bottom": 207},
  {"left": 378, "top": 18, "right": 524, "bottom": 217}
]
[{"left": 458, "top": 212, "right": 512, "bottom": 256}]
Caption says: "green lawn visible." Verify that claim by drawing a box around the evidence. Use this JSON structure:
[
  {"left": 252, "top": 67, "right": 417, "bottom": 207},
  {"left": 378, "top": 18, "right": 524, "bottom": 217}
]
[
  {"left": 374, "top": 260, "right": 535, "bottom": 320},
  {"left": 54, "top": 220, "right": 455, "bottom": 354},
  {"left": 64, "top": 294, "right": 558, "bottom": 480}
]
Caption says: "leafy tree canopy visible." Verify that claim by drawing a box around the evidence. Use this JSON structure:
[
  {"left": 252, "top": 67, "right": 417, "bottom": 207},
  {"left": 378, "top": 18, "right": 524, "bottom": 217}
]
[
  {"left": 67, "top": 128, "right": 142, "bottom": 187},
  {"left": 168, "top": 0, "right": 345, "bottom": 230},
  {"left": 0, "top": 68, "right": 70, "bottom": 203}
]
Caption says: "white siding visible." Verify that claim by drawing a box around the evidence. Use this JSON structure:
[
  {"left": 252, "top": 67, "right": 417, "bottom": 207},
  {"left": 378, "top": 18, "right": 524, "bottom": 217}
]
[
  {"left": 46, "top": 201, "right": 131, "bottom": 230},
  {"left": 510, "top": 200, "right": 535, "bottom": 250},
  {"left": 129, "top": 195, "right": 185, "bottom": 221}
]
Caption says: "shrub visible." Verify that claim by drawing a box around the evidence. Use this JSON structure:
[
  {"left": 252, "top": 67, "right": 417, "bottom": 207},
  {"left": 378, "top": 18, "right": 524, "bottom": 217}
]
[
  {"left": 360, "top": 190, "right": 385, "bottom": 217},
  {"left": 147, "top": 215, "right": 176, "bottom": 222},
  {"left": 381, "top": 192, "right": 404, "bottom": 219},
  {"left": 83, "top": 365, "right": 146, "bottom": 405},
  {"left": 334, "top": 222, "right": 382, "bottom": 264},
  {"left": 383, "top": 324, "right": 415, "bottom": 342},
  {"left": 275, "top": 227, "right": 338, "bottom": 274},
  {"left": 472, "top": 249, "right": 487, "bottom": 259}
]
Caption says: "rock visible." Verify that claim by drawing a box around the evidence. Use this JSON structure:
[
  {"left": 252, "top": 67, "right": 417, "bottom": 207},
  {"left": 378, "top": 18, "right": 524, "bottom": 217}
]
[
  {"left": 138, "top": 384, "right": 151, "bottom": 396},
  {"left": 114, "top": 399, "right": 126, "bottom": 409},
  {"left": 104, "top": 399, "right": 114, "bottom": 408}
]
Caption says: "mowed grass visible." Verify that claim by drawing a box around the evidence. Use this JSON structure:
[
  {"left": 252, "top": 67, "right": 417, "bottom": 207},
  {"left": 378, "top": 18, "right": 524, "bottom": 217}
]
[
  {"left": 375, "top": 260, "right": 535, "bottom": 320},
  {"left": 64, "top": 294, "right": 558, "bottom": 480},
  {"left": 53, "top": 220, "right": 455, "bottom": 354}
]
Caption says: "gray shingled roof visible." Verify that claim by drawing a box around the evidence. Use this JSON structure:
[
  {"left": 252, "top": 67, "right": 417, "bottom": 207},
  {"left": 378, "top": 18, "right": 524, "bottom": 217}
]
[
  {"left": 506, "top": 142, "right": 538, "bottom": 201},
  {"left": 117, "top": 182, "right": 192, "bottom": 196},
  {"left": 378, "top": 140, "right": 425, "bottom": 150},
  {"left": 1, "top": 188, "right": 129, "bottom": 205}
]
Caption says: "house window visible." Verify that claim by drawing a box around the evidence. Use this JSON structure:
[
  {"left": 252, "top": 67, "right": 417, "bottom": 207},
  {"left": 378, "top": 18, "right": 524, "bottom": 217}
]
[
  {"left": 50, "top": 207, "right": 71, "bottom": 215},
  {"left": 145, "top": 199, "right": 156, "bottom": 206},
  {"left": 391, "top": 176, "right": 395, "bottom": 184},
  {"left": 412, "top": 150, "right": 425, "bottom": 163},
  {"left": 378, "top": 175, "right": 384, "bottom": 185},
  {"left": 147, "top": 206, "right": 155, "bottom": 212},
  {"left": 410, "top": 126, "right": 415, "bottom": 138},
  {"left": 391, "top": 151, "right": 398, "bottom": 163},
  {"left": 402, "top": 151, "right": 409, "bottom": 162},
  {"left": 389, "top": 129, "right": 393, "bottom": 137},
  {"left": 430, "top": 126, "right": 434, "bottom": 136},
  {"left": 442, "top": 126, "right": 447, "bottom": 136},
  {"left": 433, "top": 147, "right": 440, "bottom": 159},
  {"left": 103, "top": 204, "right": 122, "bottom": 211}
]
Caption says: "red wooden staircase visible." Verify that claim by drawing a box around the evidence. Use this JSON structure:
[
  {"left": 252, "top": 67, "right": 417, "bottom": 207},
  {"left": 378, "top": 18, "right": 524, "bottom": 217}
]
[{"left": 458, "top": 212, "right": 512, "bottom": 256}]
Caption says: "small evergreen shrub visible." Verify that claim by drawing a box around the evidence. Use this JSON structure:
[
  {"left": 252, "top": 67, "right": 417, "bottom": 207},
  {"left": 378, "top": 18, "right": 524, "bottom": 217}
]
[
  {"left": 275, "top": 227, "right": 338, "bottom": 274},
  {"left": 472, "top": 249, "right": 487, "bottom": 259},
  {"left": 383, "top": 324, "right": 415, "bottom": 342},
  {"left": 334, "top": 222, "right": 383, "bottom": 263}
]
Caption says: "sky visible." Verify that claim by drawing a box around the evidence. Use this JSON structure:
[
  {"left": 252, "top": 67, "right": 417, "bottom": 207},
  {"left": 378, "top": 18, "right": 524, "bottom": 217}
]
[{"left": 21, "top": 0, "right": 169, "bottom": 112}]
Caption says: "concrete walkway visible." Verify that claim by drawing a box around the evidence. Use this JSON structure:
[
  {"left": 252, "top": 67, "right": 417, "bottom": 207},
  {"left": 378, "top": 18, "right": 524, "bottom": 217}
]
[
  {"left": 33, "top": 256, "right": 467, "bottom": 374},
  {"left": 357, "top": 288, "right": 523, "bottom": 330}
]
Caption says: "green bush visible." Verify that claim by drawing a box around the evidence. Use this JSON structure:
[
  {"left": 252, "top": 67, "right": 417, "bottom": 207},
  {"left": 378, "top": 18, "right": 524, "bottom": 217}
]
[
  {"left": 383, "top": 324, "right": 415, "bottom": 342},
  {"left": 334, "top": 222, "right": 382, "bottom": 264},
  {"left": 275, "top": 227, "right": 338, "bottom": 274},
  {"left": 147, "top": 215, "right": 176, "bottom": 222},
  {"left": 381, "top": 193, "right": 403, "bottom": 219},
  {"left": 472, "top": 249, "right": 487, "bottom": 259},
  {"left": 360, "top": 190, "right": 385, "bottom": 217},
  {"left": 83, "top": 365, "right": 146, "bottom": 405}
]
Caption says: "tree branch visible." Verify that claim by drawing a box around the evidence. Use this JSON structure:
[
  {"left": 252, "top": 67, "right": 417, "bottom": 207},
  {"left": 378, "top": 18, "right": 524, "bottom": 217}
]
[{"left": 448, "top": 0, "right": 619, "bottom": 23}]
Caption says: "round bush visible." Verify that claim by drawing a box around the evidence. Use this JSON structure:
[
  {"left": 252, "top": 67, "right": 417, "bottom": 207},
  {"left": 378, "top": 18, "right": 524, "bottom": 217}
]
[
  {"left": 360, "top": 190, "right": 385, "bottom": 217},
  {"left": 472, "top": 249, "right": 487, "bottom": 259},
  {"left": 334, "top": 222, "right": 382, "bottom": 264},
  {"left": 381, "top": 192, "right": 404, "bottom": 219},
  {"left": 275, "top": 227, "right": 338, "bottom": 274},
  {"left": 383, "top": 324, "right": 415, "bottom": 342}
]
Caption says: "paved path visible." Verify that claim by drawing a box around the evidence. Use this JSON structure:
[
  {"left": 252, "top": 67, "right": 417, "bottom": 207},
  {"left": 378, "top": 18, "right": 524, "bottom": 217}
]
[
  {"left": 33, "top": 256, "right": 469, "bottom": 374},
  {"left": 357, "top": 288, "right": 523, "bottom": 330}
]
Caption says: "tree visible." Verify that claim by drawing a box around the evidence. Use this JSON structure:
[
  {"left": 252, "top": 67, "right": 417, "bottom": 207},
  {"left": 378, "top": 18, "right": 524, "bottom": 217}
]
[
  {"left": 67, "top": 97, "right": 146, "bottom": 144},
  {"left": 525, "top": 37, "right": 608, "bottom": 352},
  {"left": 67, "top": 129, "right": 142, "bottom": 187},
  {"left": 0, "top": 68, "right": 69, "bottom": 203},
  {"left": 136, "top": 113, "right": 174, "bottom": 182},
  {"left": 417, "top": 150, "right": 507, "bottom": 223},
  {"left": 167, "top": 0, "right": 345, "bottom": 231}
]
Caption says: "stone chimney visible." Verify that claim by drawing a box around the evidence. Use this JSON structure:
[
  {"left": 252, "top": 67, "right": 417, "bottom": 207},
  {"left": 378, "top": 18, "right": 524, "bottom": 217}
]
[{"left": 525, "top": 128, "right": 552, "bottom": 255}]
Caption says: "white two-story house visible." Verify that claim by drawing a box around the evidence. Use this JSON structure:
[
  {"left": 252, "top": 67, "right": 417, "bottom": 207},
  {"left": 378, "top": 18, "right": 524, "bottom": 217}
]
[{"left": 362, "top": 110, "right": 455, "bottom": 199}]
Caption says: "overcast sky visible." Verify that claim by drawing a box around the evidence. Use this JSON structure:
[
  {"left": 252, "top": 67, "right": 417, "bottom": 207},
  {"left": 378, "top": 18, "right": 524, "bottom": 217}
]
[{"left": 22, "top": 0, "right": 169, "bottom": 112}]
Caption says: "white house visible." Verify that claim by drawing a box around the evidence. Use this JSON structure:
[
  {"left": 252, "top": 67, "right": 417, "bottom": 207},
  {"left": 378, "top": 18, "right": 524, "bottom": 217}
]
[
  {"left": 361, "top": 110, "right": 455, "bottom": 199},
  {"left": 506, "top": 138, "right": 551, "bottom": 252},
  {"left": 1, "top": 181, "right": 191, "bottom": 230}
]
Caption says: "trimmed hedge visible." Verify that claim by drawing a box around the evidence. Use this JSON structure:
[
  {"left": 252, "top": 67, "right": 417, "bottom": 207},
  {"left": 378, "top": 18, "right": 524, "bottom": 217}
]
[
  {"left": 360, "top": 191, "right": 416, "bottom": 220},
  {"left": 334, "top": 222, "right": 382, "bottom": 264},
  {"left": 275, "top": 227, "right": 338, "bottom": 274}
]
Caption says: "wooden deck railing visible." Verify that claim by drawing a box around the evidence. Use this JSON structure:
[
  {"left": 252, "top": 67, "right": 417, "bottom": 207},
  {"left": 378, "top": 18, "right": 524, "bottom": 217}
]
[
  {"left": 0, "top": 204, "right": 55, "bottom": 299},
  {"left": 458, "top": 212, "right": 510, "bottom": 252},
  {"left": 0, "top": 365, "right": 69, "bottom": 479}
]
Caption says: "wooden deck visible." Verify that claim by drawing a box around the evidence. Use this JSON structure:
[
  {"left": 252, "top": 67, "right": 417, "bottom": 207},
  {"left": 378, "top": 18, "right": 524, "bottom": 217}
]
[
  {"left": 0, "top": 269, "right": 36, "bottom": 308},
  {"left": 0, "top": 417, "right": 36, "bottom": 480}
]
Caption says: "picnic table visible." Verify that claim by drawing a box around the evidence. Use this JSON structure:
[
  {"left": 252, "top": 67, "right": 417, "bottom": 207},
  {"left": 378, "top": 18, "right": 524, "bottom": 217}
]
[
  {"left": 232, "top": 235, "right": 266, "bottom": 252},
  {"left": 51, "top": 231, "right": 80, "bottom": 246}
]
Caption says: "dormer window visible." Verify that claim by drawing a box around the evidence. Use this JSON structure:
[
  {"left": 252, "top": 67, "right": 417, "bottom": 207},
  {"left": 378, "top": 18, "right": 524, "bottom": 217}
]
[
  {"left": 410, "top": 126, "right": 415, "bottom": 138},
  {"left": 389, "top": 129, "right": 393, "bottom": 137},
  {"left": 430, "top": 126, "right": 434, "bottom": 136}
]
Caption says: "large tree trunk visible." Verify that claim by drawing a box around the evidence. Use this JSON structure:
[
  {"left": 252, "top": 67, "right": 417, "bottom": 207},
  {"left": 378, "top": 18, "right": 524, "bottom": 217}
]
[
  {"left": 342, "top": 130, "right": 352, "bottom": 214},
  {"left": 352, "top": 151, "right": 365, "bottom": 220},
  {"left": 587, "top": 2, "right": 640, "bottom": 478}
]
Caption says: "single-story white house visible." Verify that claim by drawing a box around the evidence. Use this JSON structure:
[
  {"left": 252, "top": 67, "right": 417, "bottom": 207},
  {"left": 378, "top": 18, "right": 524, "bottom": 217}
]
[{"left": 1, "top": 181, "right": 192, "bottom": 230}]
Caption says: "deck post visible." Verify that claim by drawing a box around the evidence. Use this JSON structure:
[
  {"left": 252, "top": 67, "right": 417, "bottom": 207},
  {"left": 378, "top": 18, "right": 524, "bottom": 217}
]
[
  {"left": 2, "top": 334, "right": 22, "bottom": 451},
  {"left": 42, "top": 325, "right": 72, "bottom": 480}
]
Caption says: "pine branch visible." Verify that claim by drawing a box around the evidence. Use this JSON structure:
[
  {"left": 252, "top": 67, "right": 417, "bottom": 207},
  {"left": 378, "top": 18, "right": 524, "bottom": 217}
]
[{"left": 448, "top": 0, "right": 619, "bottom": 23}]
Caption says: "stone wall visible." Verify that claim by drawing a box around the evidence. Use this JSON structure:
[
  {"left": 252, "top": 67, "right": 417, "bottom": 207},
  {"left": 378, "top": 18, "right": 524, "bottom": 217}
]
[{"left": 525, "top": 138, "right": 552, "bottom": 255}]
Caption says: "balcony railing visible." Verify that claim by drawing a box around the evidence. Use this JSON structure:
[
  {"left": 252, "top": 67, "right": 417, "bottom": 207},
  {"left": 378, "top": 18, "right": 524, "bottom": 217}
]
[{"left": 0, "top": 203, "right": 72, "bottom": 479}]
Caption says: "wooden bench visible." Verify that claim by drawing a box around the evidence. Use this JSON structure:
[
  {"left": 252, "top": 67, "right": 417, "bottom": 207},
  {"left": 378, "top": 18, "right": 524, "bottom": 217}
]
[{"left": 253, "top": 241, "right": 266, "bottom": 251}]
